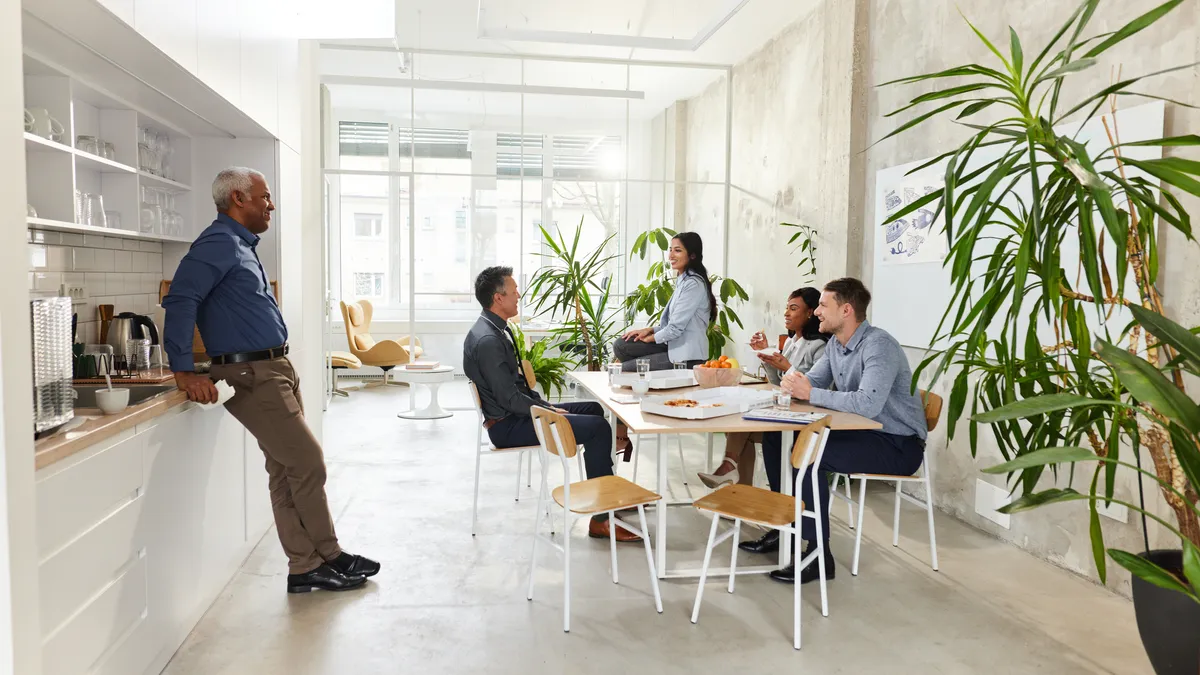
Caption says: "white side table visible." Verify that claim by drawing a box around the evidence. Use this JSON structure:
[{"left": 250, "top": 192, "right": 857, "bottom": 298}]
[{"left": 392, "top": 365, "right": 456, "bottom": 420}]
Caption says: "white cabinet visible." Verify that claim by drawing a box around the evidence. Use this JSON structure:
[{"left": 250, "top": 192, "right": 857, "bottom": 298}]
[
  {"left": 97, "top": 0, "right": 134, "bottom": 25},
  {"left": 195, "top": 0, "right": 242, "bottom": 110},
  {"left": 133, "top": 0, "right": 198, "bottom": 74}
]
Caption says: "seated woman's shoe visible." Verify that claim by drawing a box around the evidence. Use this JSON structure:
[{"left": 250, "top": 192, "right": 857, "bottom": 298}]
[{"left": 698, "top": 457, "right": 739, "bottom": 488}]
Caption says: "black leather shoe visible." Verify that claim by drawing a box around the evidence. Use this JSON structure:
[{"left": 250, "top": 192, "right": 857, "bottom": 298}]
[
  {"left": 328, "top": 552, "right": 381, "bottom": 578},
  {"left": 738, "top": 530, "right": 780, "bottom": 554},
  {"left": 768, "top": 563, "right": 795, "bottom": 583},
  {"left": 287, "top": 564, "right": 367, "bottom": 593},
  {"left": 799, "top": 553, "right": 835, "bottom": 584}
]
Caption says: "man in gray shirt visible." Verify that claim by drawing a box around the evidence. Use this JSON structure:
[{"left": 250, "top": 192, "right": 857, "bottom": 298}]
[
  {"left": 463, "top": 266, "right": 639, "bottom": 542},
  {"left": 776, "top": 277, "right": 928, "bottom": 584}
]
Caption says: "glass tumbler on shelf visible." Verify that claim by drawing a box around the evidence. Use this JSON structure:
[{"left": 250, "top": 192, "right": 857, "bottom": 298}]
[
  {"left": 76, "top": 135, "right": 100, "bottom": 156},
  {"left": 140, "top": 186, "right": 161, "bottom": 234},
  {"left": 102, "top": 141, "right": 116, "bottom": 161},
  {"left": 105, "top": 210, "right": 121, "bottom": 230},
  {"left": 86, "top": 193, "right": 106, "bottom": 228}
]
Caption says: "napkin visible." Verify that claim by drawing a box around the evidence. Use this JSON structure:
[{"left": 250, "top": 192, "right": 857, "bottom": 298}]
[
  {"left": 755, "top": 348, "right": 781, "bottom": 356},
  {"left": 195, "top": 379, "right": 235, "bottom": 410}
]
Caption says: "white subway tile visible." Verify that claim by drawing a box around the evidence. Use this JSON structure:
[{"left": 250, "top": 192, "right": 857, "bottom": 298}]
[
  {"left": 30, "top": 230, "right": 54, "bottom": 245},
  {"left": 63, "top": 272, "right": 85, "bottom": 285},
  {"left": 139, "top": 241, "right": 160, "bottom": 253},
  {"left": 81, "top": 234, "right": 103, "bottom": 248},
  {"left": 103, "top": 237, "right": 121, "bottom": 250},
  {"left": 94, "top": 248, "right": 116, "bottom": 272},
  {"left": 29, "top": 245, "right": 47, "bottom": 270},
  {"left": 123, "top": 239, "right": 141, "bottom": 251},
  {"left": 60, "top": 233, "right": 85, "bottom": 246},
  {"left": 149, "top": 253, "right": 163, "bottom": 272},
  {"left": 71, "top": 248, "right": 94, "bottom": 272},
  {"left": 106, "top": 272, "right": 124, "bottom": 294},
  {"left": 32, "top": 272, "right": 60, "bottom": 292},
  {"left": 114, "top": 250, "right": 132, "bottom": 270},
  {"left": 85, "top": 272, "right": 106, "bottom": 295}
]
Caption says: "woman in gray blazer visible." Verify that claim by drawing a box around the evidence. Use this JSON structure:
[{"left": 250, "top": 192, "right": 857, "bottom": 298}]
[
  {"left": 613, "top": 231, "right": 716, "bottom": 372},
  {"left": 698, "top": 287, "right": 830, "bottom": 494}
]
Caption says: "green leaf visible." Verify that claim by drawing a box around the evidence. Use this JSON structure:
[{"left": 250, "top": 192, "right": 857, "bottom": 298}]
[
  {"left": 886, "top": 83, "right": 1000, "bottom": 118},
  {"left": 1039, "top": 57, "right": 1097, "bottom": 81},
  {"left": 1008, "top": 27, "right": 1024, "bottom": 78},
  {"left": 1184, "top": 541, "right": 1200, "bottom": 593},
  {"left": 998, "top": 488, "right": 1087, "bottom": 513},
  {"left": 972, "top": 393, "right": 1111, "bottom": 424},
  {"left": 982, "top": 446, "right": 1095, "bottom": 474},
  {"left": 1108, "top": 548, "right": 1194, "bottom": 595},
  {"left": 874, "top": 100, "right": 971, "bottom": 147},
  {"left": 959, "top": 9, "right": 1010, "bottom": 69},
  {"left": 1120, "top": 134, "right": 1200, "bottom": 147},
  {"left": 1128, "top": 304, "right": 1200, "bottom": 367},
  {"left": 1095, "top": 340, "right": 1200, "bottom": 433},
  {"left": 956, "top": 99, "right": 998, "bottom": 120},
  {"left": 653, "top": 229, "right": 668, "bottom": 250},
  {"left": 1082, "top": 0, "right": 1185, "bottom": 58},
  {"left": 878, "top": 65, "right": 989, "bottom": 87},
  {"left": 1089, "top": 469, "right": 1107, "bottom": 583}
]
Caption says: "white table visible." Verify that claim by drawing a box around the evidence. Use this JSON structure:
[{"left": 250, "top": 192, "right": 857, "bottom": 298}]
[
  {"left": 569, "top": 371, "right": 881, "bottom": 579},
  {"left": 393, "top": 365, "right": 456, "bottom": 419}
]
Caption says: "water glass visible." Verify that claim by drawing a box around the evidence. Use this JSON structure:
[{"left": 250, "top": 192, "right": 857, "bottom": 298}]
[
  {"left": 148, "top": 345, "right": 164, "bottom": 376},
  {"left": 607, "top": 362, "right": 622, "bottom": 387},
  {"left": 126, "top": 339, "right": 151, "bottom": 371},
  {"left": 76, "top": 135, "right": 100, "bottom": 155},
  {"left": 105, "top": 210, "right": 122, "bottom": 230},
  {"left": 635, "top": 358, "right": 651, "bottom": 378},
  {"left": 775, "top": 389, "right": 792, "bottom": 410},
  {"left": 631, "top": 378, "right": 651, "bottom": 398}
]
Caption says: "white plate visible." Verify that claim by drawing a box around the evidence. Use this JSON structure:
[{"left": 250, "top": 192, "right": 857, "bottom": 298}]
[
  {"left": 612, "top": 371, "right": 697, "bottom": 390},
  {"left": 640, "top": 387, "right": 774, "bottom": 420}
]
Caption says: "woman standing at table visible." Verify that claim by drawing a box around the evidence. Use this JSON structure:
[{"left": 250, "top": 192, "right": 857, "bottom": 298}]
[
  {"left": 697, "top": 286, "right": 829, "bottom": 487},
  {"left": 612, "top": 232, "right": 715, "bottom": 372}
]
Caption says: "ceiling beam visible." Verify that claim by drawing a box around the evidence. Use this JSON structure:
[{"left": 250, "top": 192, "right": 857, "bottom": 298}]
[
  {"left": 322, "top": 74, "right": 647, "bottom": 100},
  {"left": 319, "top": 43, "right": 732, "bottom": 71}
]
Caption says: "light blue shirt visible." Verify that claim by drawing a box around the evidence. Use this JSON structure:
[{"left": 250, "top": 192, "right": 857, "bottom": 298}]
[
  {"left": 653, "top": 270, "right": 712, "bottom": 363},
  {"left": 806, "top": 321, "right": 928, "bottom": 439}
]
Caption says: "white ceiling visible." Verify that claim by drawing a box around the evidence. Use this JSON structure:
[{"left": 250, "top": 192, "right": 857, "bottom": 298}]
[{"left": 322, "top": 0, "right": 822, "bottom": 121}]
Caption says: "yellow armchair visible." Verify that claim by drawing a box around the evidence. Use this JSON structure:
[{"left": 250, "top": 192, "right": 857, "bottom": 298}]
[{"left": 339, "top": 299, "right": 424, "bottom": 385}]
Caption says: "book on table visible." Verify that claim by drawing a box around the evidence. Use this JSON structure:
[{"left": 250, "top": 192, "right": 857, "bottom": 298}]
[
  {"left": 406, "top": 361, "right": 441, "bottom": 370},
  {"left": 741, "top": 409, "right": 828, "bottom": 425}
]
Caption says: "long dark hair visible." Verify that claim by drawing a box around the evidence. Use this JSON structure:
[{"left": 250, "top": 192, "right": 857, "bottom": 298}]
[
  {"left": 673, "top": 232, "right": 717, "bottom": 324},
  {"left": 790, "top": 286, "right": 830, "bottom": 342}
]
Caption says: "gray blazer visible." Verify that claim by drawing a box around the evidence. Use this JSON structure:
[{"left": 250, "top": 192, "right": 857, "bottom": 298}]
[{"left": 653, "top": 271, "right": 712, "bottom": 363}]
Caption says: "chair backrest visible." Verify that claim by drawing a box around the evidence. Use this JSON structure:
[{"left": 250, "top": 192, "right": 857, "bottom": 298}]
[
  {"left": 467, "top": 381, "right": 483, "bottom": 413},
  {"left": 919, "top": 389, "right": 943, "bottom": 432},
  {"left": 790, "top": 416, "right": 833, "bottom": 469},
  {"left": 340, "top": 299, "right": 377, "bottom": 355},
  {"left": 522, "top": 359, "right": 537, "bottom": 391},
  {"left": 530, "top": 406, "right": 578, "bottom": 459}
]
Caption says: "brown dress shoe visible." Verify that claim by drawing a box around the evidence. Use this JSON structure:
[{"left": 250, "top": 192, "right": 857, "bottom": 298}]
[{"left": 588, "top": 517, "right": 642, "bottom": 542}]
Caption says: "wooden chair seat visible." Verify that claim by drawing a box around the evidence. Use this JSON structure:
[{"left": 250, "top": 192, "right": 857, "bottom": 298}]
[
  {"left": 552, "top": 476, "right": 661, "bottom": 515},
  {"left": 693, "top": 484, "right": 801, "bottom": 527}
]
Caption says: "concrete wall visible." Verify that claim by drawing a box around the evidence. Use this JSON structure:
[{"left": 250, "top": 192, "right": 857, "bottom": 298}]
[{"left": 684, "top": 0, "right": 1200, "bottom": 596}]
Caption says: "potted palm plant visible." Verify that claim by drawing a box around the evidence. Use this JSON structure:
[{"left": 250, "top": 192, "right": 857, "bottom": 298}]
[
  {"left": 508, "top": 322, "right": 572, "bottom": 399},
  {"left": 879, "top": 1, "right": 1199, "bottom": 672}
]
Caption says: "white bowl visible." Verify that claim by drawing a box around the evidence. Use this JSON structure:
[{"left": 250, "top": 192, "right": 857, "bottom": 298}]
[{"left": 95, "top": 388, "right": 130, "bottom": 415}]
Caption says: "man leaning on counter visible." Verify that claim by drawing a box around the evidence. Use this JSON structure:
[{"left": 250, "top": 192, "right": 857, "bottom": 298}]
[{"left": 162, "top": 167, "right": 380, "bottom": 595}]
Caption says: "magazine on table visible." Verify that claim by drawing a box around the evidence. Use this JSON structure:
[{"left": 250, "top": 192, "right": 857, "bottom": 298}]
[{"left": 741, "top": 409, "right": 828, "bottom": 425}]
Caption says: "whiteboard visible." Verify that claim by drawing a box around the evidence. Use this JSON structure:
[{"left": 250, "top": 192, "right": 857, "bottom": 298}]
[{"left": 871, "top": 101, "right": 1165, "bottom": 350}]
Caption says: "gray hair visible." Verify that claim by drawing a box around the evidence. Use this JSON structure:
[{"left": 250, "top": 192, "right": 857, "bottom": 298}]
[{"left": 212, "top": 167, "right": 265, "bottom": 211}]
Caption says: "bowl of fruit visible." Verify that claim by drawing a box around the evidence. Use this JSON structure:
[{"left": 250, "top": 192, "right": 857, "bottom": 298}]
[{"left": 693, "top": 356, "right": 742, "bottom": 388}]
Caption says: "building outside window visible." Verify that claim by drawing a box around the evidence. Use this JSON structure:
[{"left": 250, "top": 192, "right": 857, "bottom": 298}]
[{"left": 353, "top": 213, "right": 383, "bottom": 238}]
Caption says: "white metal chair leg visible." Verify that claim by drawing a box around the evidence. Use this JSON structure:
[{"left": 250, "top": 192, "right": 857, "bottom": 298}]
[
  {"left": 892, "top": 482, "right": 902, "bottom": 547},
  {"left": 677, "top": 434, "right": 688, "bottom": 485},
  {"left": 925, "top": 475, "right": 940, "bottom": 571},
  {"left": 514, "top": 452, "right": 524, "bottom": 502},
  {"left": 690, "top": 513, "right": 721, "bottom": 624},
  {"left": 843, "top": 475, "right": 855, "bottom": 528},
  {"left": 638, "top": 505, "right": 663, "bottom": 613},
  {"left": 526, "top": 450, "right": 533, "bottom": 488},
  {"left": 632, "top": 437, "right": 640, "bottom": 483},
  {"left": 527, "top": 482, "right": 545, "bottom": 601},
  {"left": 563, "top": 510, "right": 572, "bottom": 633},
  {"left": 471, "top": 443, "right": 484, "bottom": 537},
  {"left": 852, "top": 477, "right": 867, "bottom": 576},
  {"left": 609, "top": 513, "right": 619, "bottom": 584},
  {"left": 728, "top": 519, "right": 741, "bottom": 594},
  {"left": 813, "top": 485, "right": 829, "bottom": 618},
  {"left": 793, "top": 546, "right": 802, "bottom": 650}
]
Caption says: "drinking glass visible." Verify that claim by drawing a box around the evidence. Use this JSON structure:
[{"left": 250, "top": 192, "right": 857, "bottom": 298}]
[
  {"left": 86, "top": 193, "right": 106, "bottom": 228},
  {"left": 607, "top": 362, "right": 622, "bottom": 387},
  {"left": 102, "top": 141, "right": 116, "bottom": 161},
  {"left": 635, "top": 358, "right": 650, "bottom": 379},
  {"left": 140, "top": 186, "right": 161, "bottom": 234},
  {"left": 105, "top": 211, "right": 121, "bottom": 230},
  {"left": 148, "top": 345, "right": 164, "bottom": 376},
  {"left": 75, "top": 135, "right": 100, "bottom": 156},
  {"left": 126, "top": 339, "right": 150, "bottom": 371},
  {"left": 631, "top": 378, "right": 651, "bottom": 398},
  {"left": 775, "top": 389, "right": 792, "bottom": 410}
]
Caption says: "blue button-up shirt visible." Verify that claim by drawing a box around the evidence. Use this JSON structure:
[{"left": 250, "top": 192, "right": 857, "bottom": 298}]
[
  {"left": 807, "top": 321, "right": 927, "bottom": 439},
  {"left": 162, "top": 214, "right": 288, "bottom": 372}
]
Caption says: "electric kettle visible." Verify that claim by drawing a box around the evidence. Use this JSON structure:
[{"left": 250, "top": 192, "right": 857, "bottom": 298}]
[{"left": 105, "top": 312, "right": 160, "bottom": 356}]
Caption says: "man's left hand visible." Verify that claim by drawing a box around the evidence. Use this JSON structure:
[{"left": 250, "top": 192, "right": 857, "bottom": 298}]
[{"left": 780, "top": 371, "right": 813, "bottom": 401}]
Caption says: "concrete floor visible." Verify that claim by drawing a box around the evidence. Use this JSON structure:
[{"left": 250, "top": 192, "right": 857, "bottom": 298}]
[{"left": 163, "top": 380, "right": 1152, "bottom": 674}]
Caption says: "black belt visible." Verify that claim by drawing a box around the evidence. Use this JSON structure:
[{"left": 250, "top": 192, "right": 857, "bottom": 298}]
[{"left": 212, "top": 344, "right": 289, "bottom": 365}]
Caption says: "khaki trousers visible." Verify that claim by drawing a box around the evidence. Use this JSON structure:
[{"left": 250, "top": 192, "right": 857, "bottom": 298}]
[{"left": 213, "top": 357, "right": 341, "bottom": 574}]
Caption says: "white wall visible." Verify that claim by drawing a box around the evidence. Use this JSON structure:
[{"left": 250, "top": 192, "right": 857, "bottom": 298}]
[{"left": 1, "top": 3, "right": 42, "bottom": 673}]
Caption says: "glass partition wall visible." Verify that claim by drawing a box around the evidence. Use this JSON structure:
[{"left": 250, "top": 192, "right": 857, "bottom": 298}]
[{"left": 322, "top": 49, "right": 731, "bottom": 370}]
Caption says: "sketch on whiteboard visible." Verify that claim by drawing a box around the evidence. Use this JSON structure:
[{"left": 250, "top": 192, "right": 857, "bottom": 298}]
[{"left": 879, "top": 175, "right": 947, "bottom": 265}]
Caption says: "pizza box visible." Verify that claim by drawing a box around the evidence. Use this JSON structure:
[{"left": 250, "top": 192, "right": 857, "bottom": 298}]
[
  {"left": 640, "top": 387, "right": 774, "bottom": 420},
  {"left": 612, "top": 370, "right": 697, "bottom": 390}
]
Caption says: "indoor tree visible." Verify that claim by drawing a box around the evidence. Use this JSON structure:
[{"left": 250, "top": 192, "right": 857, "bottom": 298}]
[{"left": 879, "top": 0, "right": 1200, "bottom": 597}]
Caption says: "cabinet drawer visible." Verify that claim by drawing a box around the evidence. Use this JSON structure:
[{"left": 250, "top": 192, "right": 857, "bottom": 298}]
[
  {"left": 39, "top": 494, "right": 144, "bottom": 638},
  {"left": 36, "top": 430, "right": 144, "bottom": 559},
  {"left": 42, "top": 554, "right": 147, "bottom": 675}
]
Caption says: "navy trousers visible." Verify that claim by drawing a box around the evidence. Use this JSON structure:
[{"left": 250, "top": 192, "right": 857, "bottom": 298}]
[{"left": 487, "top": 401, "right": 614, "bottom": 480}]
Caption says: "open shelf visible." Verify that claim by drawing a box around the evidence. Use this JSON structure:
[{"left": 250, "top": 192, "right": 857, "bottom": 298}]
[
  {"left": 137, "top": 171, "right": 191, "bottom": 191},
  {"left": 75, "top": 150, "right": 136, "bottom": 174},
  {"left": 24, "top": 132, "right": 73, "bottom": 155},
  {"left": 27, "top": 217, "right": 193, "bottom": 245}
]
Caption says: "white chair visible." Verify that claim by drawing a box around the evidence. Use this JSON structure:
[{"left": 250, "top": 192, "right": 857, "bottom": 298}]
[
  {"left": 689, "top": 417, "right": 832, "bottom": 650},
  {"left": 469, "top": 381, "right": 540, "bottom": 536},
  {"left": 830, "top": 390, "right": 942, "bottom": 574},
  {"left": 527, "top": 406, "right": 663, "bottom": 633}
]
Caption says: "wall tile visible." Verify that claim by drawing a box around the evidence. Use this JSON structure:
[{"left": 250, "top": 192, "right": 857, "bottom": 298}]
[
  {"left": 139, "top": 241, "right": 162, "bottom": 253},
  {"left": 104, "top": 237, "right": 124, "bottom": 250},
  {"left": 85, "top": 272, "right": 106, "bottom": 295},
  {"left": 95, "top": 248, "right": 116, "bottom": 272},
  {"left": 122, "top": 239, "right": 141, "bottom": 251},
  {"left": 114, "top": 250, "right": 132, "bottom": 271},
  {"left": 149, "top": 253, "right": 163, "bottom": 273},
  {"left": 71, "top": 248, "right": 94, "bottom": 272},
  {"left": 60, "top": 233, "right": 85, "bottom": 246},
  {"left": 106, "top": 272, "right": 124, "bottom": 295},
  {"left": 32, "top": 272, "right": 61, "bottom": 292},
  {"left": 29, "top": 245, "right": 47, "bottom": 270}
]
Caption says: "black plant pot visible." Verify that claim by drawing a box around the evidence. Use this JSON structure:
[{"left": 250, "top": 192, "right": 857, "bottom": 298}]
[{"left": 1131, "top": 549, "right": 1200, "bottom": 675}]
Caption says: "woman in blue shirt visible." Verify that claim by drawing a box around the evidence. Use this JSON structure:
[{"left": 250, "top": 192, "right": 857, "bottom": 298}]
[{"left": 613, "top": 231, "right": 716, "bottom": 372}]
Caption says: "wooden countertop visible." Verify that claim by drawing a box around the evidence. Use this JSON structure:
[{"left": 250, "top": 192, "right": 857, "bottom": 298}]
[{"left": 34, "top": 389, "right": 190, "bottom": 471}]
